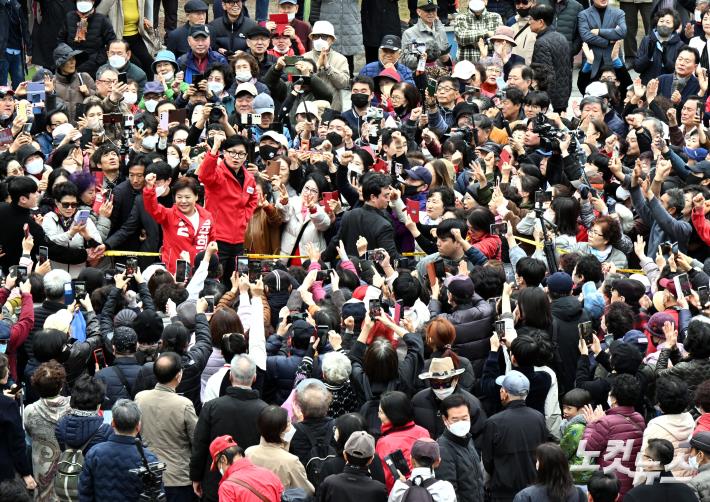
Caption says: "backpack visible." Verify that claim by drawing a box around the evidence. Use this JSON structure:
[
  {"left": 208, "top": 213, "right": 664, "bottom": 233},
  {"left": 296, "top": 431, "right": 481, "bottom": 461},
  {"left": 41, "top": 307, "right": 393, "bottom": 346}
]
[
  {"left": 54, "top": 430, "right": 99, "bottom": 501},
  {"left": 294, "top": 422, "right": 335, "bottom": 489},
  {"left": 400, "top": 475, "right": 438, "bottom": 502}
]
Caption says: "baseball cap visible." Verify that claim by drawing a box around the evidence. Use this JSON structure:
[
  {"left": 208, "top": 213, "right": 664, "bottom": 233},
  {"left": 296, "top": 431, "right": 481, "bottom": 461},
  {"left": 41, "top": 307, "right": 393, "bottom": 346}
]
[
  {"left": 585, "top": 81, "right": 609, "bottom": 98},
  {"left": 411, "top": 438, "right": 440, "bottom": 462},
  {"left": 246, "top": 25, "right": 271, "bottom": 39},
  {"left": 686, "top": 432, "right": 710, "bottom": 453},
  {"left": 260, "top": 130, "right": 289, "bottom": 149},
  {"left": 444, "top": 275, "right": 475, "bottom": 299},
  {"left": 380, "top": 34, "right": 402, "bottom": 51},
  {"left": 495, "top": 370, "right": 530, "bottom": 396},
  {"left": 143, "top": 81, "right": 165, "bottom": 95},
  {"left": 0, "top": 86, "right": 15, "bottom": 98},
  {"left": 189, "top": 24, "right": 210, "bottom": 38},
  {"left": 657, "top": 277, "right": 678, "bottom": 297},
  {"left": 253, "top": 93, "right": 275, "bottom": 115},
  {"left": 417, "top": 0, "right": 438, "bottom": 10},
  {"left": 184, "top": 0, "right": 208, "bottom": 12},
  {"left": 689, "top": 160, "right": 710, "bottom": 178},
  {"left": 113, "top": 326, "right": 138, "bottom": 353},
  {"left": 209, "top": 435, "right": 237, "bottom": 470},
  {"left": 235, "top": 82, "right": 258, "bottom": 97},
  {"left": 451, "top": 60, "right": 476, "bottom": 80},
  {"left": 279, "top": 0, "right": 298, "bottom": 3},
  {"left": 546, "top": 272, "right": 573, "bottom": 295},
  {"left": 405, "top": 166, "right": 432, "bottom": 185},
  {"left": 344, "top": 431, "right": 375, "bottom": 459}
]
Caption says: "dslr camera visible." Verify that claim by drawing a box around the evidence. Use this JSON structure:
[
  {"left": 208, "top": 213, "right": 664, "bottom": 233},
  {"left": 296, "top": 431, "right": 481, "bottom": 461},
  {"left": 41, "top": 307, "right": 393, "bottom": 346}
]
[{"left": 533, "top": 112, "right": 576, "bottom": 154}]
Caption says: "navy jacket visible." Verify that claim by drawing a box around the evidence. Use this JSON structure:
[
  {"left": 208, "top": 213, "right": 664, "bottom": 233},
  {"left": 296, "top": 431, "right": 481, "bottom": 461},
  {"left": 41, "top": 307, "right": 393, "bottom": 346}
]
[
  {"left": 96, "top": 357, "right": 143, "bottom": 409},
  {"left": 358, "top": 61, "right": 415, "bottom": 86},
  {"left": 56, "top": 413, "right": 113, "bottom": 453},
  {"left": 79, "top": 433, "right": 161, "bottom": 501},
  {"left": 166, "top": 23, "right": 191, "bottom": 58},
  {"left": 658, "top": 73, "right": 701, "bottom": 102},
  {"left": 177, "top": 50, "right": 228, "bottom": 84},
  {"left": 0, "top": 394, "right": 31, "bottom": 482}
]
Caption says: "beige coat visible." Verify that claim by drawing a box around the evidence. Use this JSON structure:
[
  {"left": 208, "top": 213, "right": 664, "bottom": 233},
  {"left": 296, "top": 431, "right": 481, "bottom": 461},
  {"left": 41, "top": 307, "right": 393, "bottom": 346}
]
[
  {"left": 304, "top": 49, "right": 351, "bottom": 112},
  {"left": 510, "top": 16, "right": 536, "bottom": 65},
  {"left": 134, "top": 383, "right": 198, "bottom": 487},
  {"left": 95, "top": 0, "right": 156, "bottom": 52},
  {"left": 245, "top": 439, "right": 314, "bottom": 495}
]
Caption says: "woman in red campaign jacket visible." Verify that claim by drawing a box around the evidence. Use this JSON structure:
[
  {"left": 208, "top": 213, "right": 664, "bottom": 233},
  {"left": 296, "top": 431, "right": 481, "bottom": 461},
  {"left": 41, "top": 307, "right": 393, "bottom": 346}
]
[
  {"left": 198, "top": 135, "right": 258, "bottom": 279},
  {"left": 144, "top": 173, "right": 215, "bottom": 273}
]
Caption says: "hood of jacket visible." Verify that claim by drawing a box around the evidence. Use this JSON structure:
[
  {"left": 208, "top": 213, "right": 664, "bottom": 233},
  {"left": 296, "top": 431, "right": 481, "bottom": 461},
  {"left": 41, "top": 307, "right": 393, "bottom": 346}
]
[
  {"left": 649, "top": 412, "right": 696, "bottom": 442},
  {"left": 56, "top": 412, "right": 106, "bottom": 448},
  {"left": 34, "top": 396, "right": 70, "bottom": 424},
  {"left": 551, "top": 295, "right": 585, "bottom": 322}
]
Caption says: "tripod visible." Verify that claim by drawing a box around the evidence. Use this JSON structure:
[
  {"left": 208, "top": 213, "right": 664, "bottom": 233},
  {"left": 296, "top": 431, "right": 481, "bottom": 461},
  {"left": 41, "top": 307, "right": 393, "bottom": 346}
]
[{"left": 534, "top": 195, "right": 559, "bottom": 274}]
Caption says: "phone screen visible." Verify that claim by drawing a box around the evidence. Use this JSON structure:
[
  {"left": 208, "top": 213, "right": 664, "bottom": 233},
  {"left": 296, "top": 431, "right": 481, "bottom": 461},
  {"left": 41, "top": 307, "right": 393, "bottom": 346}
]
[
  {"left": 38, "top": 246, "right": 49, "bottom": 264},
  {"left": 699, "top": 286, "right": 710, "bottom": 307},
  {"left": 369, "top": 299, "right": 382, "bottom": 320},
  {"left": 126, "top": 257, "right": 137, "bottom": 277},
  {"left": 93, "top": 349, "right": 107, "bottom": 369},
  {"left": 490, "top": 223, "right": 507, "bottom": 236},
  {"left": 674, "top": 273, "right": 693, "bottom": 299},
  {"left": 236, "top": 257, "right": 249, "bottom": 275},
  {"left": 385, "top": 449, "right": 410, "bottom": 476},
  {"left": 73, "top": 281, "right": 86, "bottom": 300},
  {"left": 175, "top": 260, "right": 189, "bottom": 283},
  {"left": 205, "top": 295, "right": 215, "bottom": 313},
  {"left": 578, "top": 321, "right": 593, "bottom": 345}
]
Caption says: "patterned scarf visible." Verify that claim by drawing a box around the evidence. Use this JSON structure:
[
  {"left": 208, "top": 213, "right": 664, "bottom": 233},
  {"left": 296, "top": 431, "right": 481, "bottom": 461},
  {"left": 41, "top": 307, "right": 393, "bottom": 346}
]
[{"left": 75, "top": 12, "right": 91, "bottom": 42}]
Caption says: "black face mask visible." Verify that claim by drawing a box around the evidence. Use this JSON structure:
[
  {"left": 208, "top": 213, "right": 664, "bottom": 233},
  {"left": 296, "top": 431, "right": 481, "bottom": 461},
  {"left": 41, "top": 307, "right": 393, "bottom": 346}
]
[
  {"left": 403, "top": 184, "right": 420, "bottom": 197},
  {"left": 517, "top": 7, "right": 530, "bottom": 16},
  {"left": 259, "top": 144, "right": 278, "bottom": 160},
  {"left": 326, "top": 131, "right": 343, "bottom": 148},
  {"left": 394, "top": 105, "right": 408, "bottom": 115},
  {"left": 351, "top": 93, "right": 370, "bottom": 109}
]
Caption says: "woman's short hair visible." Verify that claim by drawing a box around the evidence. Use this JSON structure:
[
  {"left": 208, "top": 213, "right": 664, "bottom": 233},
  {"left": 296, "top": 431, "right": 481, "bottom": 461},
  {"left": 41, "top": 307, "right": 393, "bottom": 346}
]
[
  {"left": 31, "top": 360, "right": 66, "bottom": 398},
  {"left": 70, "top": 374, "right": 106, "bottom": 410},
  {"left": 257, "top": 405, "right": 288, "bottom": 444},
  {"left": 380, "top": 391, "right": 414, "bottom": 427},
  {"left": 322, "top": 351, "right": 352, "bottom": 385}
]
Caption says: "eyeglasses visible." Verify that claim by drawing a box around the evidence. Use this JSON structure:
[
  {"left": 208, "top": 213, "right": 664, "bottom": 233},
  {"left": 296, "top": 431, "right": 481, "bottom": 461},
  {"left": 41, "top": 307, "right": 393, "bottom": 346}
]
[
  {"left": 97, "top": 79, "right": 118, "bottom": 85},
  {"left": 302, "top": 186, "right": 319, "bottom": 195},
  {"left": 224, "top": 150, "right": 247, "bottom": 158},
  {"left": 588, "top": 228, "right": 602, "bottom": 236},
  {"left": 60, "top": 202, "right": 78, "bottom": 209},
  {"left": 311, "top": 34, "right": 330, "bottom": 40},
  {"left": 437, "top": 86, "right": 456, "bottom": 93}
]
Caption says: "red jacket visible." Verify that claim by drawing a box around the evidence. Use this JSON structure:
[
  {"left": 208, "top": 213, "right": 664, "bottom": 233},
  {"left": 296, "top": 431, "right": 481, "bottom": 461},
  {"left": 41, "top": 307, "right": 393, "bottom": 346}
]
[
  {"left": 198, "top": 152, "right": 258, "bottom": 245},
  {"left": 143, "top": 186, "right": 215, "bottom": 273},
  {"left": 0, "top": 289, "right": 33, "bottom": 381},
  {"left": 218, "top": 457, "right": 283, "bottom": 502},
  {"left": 470, "top": 232, "right": 502, "bottom": 260},
  {"left": 582, "top": 406, "right": 645, "bottom": 498},
  {"left": 692, "top": 207, "right": 710, "bottom": 246},
  {"left": 375, "top": 421, "right": 431, "bottom": 492}
]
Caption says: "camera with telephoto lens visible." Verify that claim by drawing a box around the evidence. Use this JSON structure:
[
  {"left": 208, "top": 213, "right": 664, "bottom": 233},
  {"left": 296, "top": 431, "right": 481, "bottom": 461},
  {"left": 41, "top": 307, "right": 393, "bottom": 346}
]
[
  {"left": 209, "top": 105, "right": 224, "bottom": 124},
  {"left": 533, "top": 112, "right": 576, "bottom": 154},
  {"left": 449, "top": 127, "right": 474, "bottom": 144},
  {"left": 130, "top": 439, "right": 167, "bottom": 501}
]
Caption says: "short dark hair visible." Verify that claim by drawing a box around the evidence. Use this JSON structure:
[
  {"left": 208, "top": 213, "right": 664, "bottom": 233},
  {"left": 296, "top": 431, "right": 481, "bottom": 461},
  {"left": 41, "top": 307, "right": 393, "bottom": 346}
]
[
  {"left": 440, "top": 394, "right": 470, "bottom": 418},
  {"left": 8, "top": 176, "right": 38, "bottom": 205},
  {"left": 146, "top": 161, "right": 173, "bottom": 181},
  {"left": 221, "top": 135, "right": 248, "bottom": 151},
  {"left": 655, "top": 376, "right": 689, "bottom": 414},
  {"left": 53, "top": 180, "right": 79, "bottom": 202},
  {"left": 380, "top": 391, "right": 414, "bottom": 427},
  {"left": 436, "top": 218, "right": 468, "bottom": 241},
  {"left": 575, "top": 254, "right": 603, "bottom": 284},
  {"left": 685, "top": 319, "right": 710, "bottom": 358},
  {"left": 172, "top": 176, "right": 199, "bottom": 196},
  {"left": 695, "top": 380, "right": 710, "bottom": 412},
  {"left": 510, "top": 334, "right": 541, "bottom": 367},
  {"left": 70, "top": 374, "right": 106, "bottom": 410},
  {"left": 352, "top": 75, "right": 375, "bottom": 92},
  {"left": 257, "top": 405, "right": 288, "bottom": 444},
  {"left": 467, "top": 207, "right": 495, "bottom": 233},
  {"left": 91, "top": 143, "right": 120, "bottom": 167},
  {"left": 587, "top": 471, "right": 620, "bottom": 502},
  {"left": 678, "top": 45, "right": 700, "bottom": 65},
  {"left": 562, "top": 388, "right": 592, "bottom": 408},
  {"left": 361, "top": 171, "right": 391, "bottom": 201},
  {"left": 524, "top": 90, "right": 550, "bottom": 110},
  {"left": 604, "top": 302, "right": 634, "bottom": 339},
  {"left": 530, "top": 4, "right": 554, "bottom": 25},
  {"left": 516, "top": 257, "right": 546, "bottom": 287},
  {"left": 646, "top": 438, "right": 675, "bottom": 467},
  {"left": 0, "top": 354, "right": 8, "bottom": 381},
  {"left": 153, "top": 352, "right": 183, "bottom": 384},
  {"left": 610, "top": 374, "right": 641, "bottom": 407},
  {"left": 161, "top": 321, "right": 191, "bottom": 354},
  {"left": 504, "top": 86, "right": 525, "bottom": 105}
]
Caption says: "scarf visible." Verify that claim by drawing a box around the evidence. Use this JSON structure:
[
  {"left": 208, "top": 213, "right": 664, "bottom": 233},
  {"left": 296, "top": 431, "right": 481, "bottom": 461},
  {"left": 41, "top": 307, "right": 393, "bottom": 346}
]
[{"left": 75, "top": 12, "right": 91, "bottom": 42}]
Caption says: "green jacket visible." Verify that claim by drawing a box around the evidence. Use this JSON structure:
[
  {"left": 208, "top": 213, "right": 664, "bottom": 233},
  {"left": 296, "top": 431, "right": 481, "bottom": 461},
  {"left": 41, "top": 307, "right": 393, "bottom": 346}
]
[{"left": 560, "top": 417, "right": 593, "bottom": 484}]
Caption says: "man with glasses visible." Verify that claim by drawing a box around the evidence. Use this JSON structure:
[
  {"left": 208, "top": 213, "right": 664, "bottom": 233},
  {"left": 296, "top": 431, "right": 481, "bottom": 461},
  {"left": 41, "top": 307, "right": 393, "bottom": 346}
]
[
  {"left": 94, "top": 67, "right": 130, "bottom": 114},
  {"left": 96, "top": 39, "right": 148, "bottom": 95},
  {"left": 198, "top": 134, "right": 257, "bottom": 280},
  {"left": 358, "top": 35, "right": 415, "bottom": 86},
  {"left": 208, "top": 0, "right": 257, "bottom": 55},
  {"left": 426, "top": 76, "right": 460, "bottom": 135}
]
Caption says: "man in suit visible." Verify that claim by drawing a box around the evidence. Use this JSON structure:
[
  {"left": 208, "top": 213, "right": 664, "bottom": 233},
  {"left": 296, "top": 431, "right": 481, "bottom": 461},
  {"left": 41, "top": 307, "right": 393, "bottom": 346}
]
[
  {"left": 577, "top": 0, "right": 626, "bottom": 80},
  {"left": 656, "top": 46, "right": 708, "bottom": 106}
]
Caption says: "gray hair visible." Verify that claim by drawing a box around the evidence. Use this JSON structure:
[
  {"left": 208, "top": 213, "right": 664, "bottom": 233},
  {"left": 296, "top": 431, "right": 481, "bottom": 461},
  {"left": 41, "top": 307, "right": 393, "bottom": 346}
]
[
  {"left": 642, "top": 117, "right": 664, "bottom": 138},
  {"left": 665, "top": 188, "right": 686, "bottom": 215},
  {"left": 43, "top": 270, "right": 72, "bottom": 300},
  {"left": 112, "top": 399, "right": 141, "bottom": 433},
  {"left": 230, "top": 354, "right": 256, "bottom": 386},
  {"left": 580, "top": 95, "right": 607, "bottom": 114},
  {"left": 321, "top": 351, "right": 351, "bottom": 385},
  {"left": 96, "top": 67, "right": 118, "bottom": 80},
  {"left": 295, "top": 378, "right": 332, "bottom": 419}
]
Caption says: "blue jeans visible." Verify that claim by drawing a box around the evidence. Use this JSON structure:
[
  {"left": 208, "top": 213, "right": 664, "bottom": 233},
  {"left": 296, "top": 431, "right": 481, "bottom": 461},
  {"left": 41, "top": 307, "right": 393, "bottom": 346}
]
[{"left": 0, "top": 51, "right": 24, "bottom": 88}]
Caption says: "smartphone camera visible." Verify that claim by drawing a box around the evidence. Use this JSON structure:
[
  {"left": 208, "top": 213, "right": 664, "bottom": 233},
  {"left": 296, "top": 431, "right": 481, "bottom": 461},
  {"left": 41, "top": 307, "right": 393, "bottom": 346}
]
[
  {"left": 205, "top": 295, "right": 215, "bottom": 314},
  {"left": 369, "top": 299, "right": 382, "bottom": 321}
]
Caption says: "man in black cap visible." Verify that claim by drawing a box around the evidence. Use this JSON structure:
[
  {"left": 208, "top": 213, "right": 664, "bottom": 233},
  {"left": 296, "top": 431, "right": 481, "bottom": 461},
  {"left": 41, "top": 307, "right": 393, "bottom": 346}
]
[
  {"left": 401, "top": 0, "right": 450, "bottom": 70},
  {"left": 166, "top": 0, "right": 208, "bottom": 58},
  {"left": 244, "top": 25, "right": 277, "bottom": 79},
  {"left": 96, "top": 326, "right": 142, "bottom": 409},
  {"left": 689, "top": 431, "right": 710, "bottom": 500},
  {"left": 207, "top": 0, "right": 257, "bottom": 55},
  {"left": 358, "top": 35, "right": 416, "bottom": 85},
  {"left": 177, "top": 24, "right": 228, "bottom": 85}
]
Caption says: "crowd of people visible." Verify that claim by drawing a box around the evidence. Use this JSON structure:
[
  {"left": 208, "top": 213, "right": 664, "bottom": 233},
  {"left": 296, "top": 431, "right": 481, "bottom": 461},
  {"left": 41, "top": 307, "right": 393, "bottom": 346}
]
[{"left": 3, "top": 0, "right": 710, "bottom": 500}]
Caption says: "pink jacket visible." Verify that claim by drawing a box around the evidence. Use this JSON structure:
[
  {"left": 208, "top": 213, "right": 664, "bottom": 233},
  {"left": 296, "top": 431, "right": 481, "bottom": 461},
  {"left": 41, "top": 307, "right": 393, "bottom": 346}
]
[
  {"left": 582, "top": 406, "right": 645, "bottom": 498},
  {"left": 376, "top": 421, "right": 431, "bottom": 492}
]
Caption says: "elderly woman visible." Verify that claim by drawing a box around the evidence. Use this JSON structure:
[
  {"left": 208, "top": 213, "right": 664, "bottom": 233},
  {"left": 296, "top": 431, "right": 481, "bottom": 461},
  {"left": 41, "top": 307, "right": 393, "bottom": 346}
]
[
  {"left": 24, "top": 361, "right": 71, "bottom": 501},
  {"left": 52, "top": 44, "right": 97, "bottom": 123},
  {"left": 245, "top": 405, "right": 314, "bottom": 495},
  {"left": 70, "top": 169, "right": 113, "bottom": 240},
  {"left": 573, "top": 215, "right": 629, "bottom": 268}
]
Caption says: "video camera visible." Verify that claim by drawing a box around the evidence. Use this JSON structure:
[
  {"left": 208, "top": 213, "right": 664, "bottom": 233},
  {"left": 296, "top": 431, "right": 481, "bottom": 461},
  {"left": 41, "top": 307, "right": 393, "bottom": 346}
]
[
  {"left": 129, "top": 439, "right": 167, "bottom": 502},
  {"left": 533, "top": 112, "right": 575, "bottom": 154}
]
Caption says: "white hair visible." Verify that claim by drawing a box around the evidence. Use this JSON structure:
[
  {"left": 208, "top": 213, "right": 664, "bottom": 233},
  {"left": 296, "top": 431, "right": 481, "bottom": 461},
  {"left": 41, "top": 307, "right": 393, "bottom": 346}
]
[
  {"left": 321, "top": 351, "right": 352, "bottom": 385},
  {"left": 43, "top": 269, "right": 72, "bottom": 300}
]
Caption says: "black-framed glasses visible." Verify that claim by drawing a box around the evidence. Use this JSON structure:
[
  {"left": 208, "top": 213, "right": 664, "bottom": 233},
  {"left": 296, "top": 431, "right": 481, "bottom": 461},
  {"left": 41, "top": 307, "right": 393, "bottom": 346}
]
[
  {"left": 60, "top": 202, "right": 78, "bottom": 209},
  {"left": 224, "top": 150, "right": 247, "bottom": 159}
]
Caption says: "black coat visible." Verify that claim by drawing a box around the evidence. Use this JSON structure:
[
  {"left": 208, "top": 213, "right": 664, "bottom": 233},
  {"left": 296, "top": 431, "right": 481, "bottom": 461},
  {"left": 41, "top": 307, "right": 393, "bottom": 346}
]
[
  {"left": 360, "top": 0, "right": 401, "bottom": 48},
  {"left": 0, "top": 202, "right": 87, "bottom": 276},
  {"left": 624, "top": 474, "right": 700, "bottom": 502},
  {"left": 288, "top": 416, "right": 335, "bottom": 468},
  {"left": 322, "top": 204, "right": 401, "bottom": 262},
  {"left": 0, "top": 0, "right": 29, "bottom": 61},
  {"left": 207, "top": 14, "right": 258, "bottom": 54},
  {"left": 480, "top": 400, "right": 547, "bottom": 502},
  {"left": 531, "top": 26, "right": 572, "bottom": 113},
  {"left": 166, "top": 23, "right": 191, "bottom": 58},
  {"left": 436, "top": 430, "right": 485, "bottom": 502},
  {"left": 32, "top": 0, "right": 75, "bottom": 69},
  {"left": 58, "top": 11, "right": 115, "bottom": 76},
  {"left": 108, "top": 180, "right": 141, "bottom": 237},
  {"left": 412, "top": 387, "right": 487, "bottom": 443},
  {"left": 634, "top": 31, "right": 685, "bottom": 84},
  {"left": 551, "top": 295, "right": 589, "bottom": 395},
  {"left": 315, "top": 465, "right": 387, "bottom": 502},
  {"left": 132, "top": 313, "right": 213, "bottom": 414},
  {"left": 190, "top": 386, "right": 268, "bottom": 502},
  {"left": 96, "top": 356, "right": 143, "bottom": 409},
  {"left": 0, "top": 394, "right": 31, "bottom": 482}
]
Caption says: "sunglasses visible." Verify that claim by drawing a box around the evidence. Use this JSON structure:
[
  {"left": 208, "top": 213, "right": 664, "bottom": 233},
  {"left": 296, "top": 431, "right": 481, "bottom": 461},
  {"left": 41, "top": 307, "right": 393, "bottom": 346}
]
[
  {"left": 60, "top": 202, "right": 78, "bottom": 209},
  {"left": 430, "top": 378, "right": 455, "bottom": 389}
]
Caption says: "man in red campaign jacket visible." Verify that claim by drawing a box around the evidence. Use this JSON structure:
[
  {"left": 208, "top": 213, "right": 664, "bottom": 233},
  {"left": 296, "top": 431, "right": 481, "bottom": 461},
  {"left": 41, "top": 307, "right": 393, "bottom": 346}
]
[
  {"left": 144, "top": 174, "right": 215, "bottom": 273},
  {"left": 198, "top": 135, "right": 258, "bottom": 279}
]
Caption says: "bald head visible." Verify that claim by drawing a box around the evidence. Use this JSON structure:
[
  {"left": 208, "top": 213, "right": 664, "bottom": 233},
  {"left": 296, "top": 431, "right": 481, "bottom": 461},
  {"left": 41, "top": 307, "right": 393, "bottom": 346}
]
[{"left": 153, "top": 351, "right": 182, "bottom": 385}]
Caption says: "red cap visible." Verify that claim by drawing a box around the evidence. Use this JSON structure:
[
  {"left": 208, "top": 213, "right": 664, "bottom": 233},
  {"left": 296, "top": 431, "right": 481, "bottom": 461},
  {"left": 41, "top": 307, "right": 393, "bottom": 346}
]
[
  {"left": 352, "top": 285, "right": 369, "bottom": 301},
  {"left": 209, "top": 435, "right": 237, "bottom": 471}
]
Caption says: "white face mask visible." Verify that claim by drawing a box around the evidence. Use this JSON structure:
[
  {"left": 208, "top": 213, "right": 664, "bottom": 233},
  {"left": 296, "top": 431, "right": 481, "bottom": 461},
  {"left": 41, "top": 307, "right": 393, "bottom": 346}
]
[
  {"left": 25, "top": 158, "right": 44, "bottom": 175},
  {"left": 433, "top": 386, "right": 456, "bottom": 400},
  {"left": 313, "top": 38, "right": 329, "bottom": 52},
  {"left": 448, "top": 420, "right": 471, "bottom": 437},
  {"left": 689, "top": 454, "right": 700, "bottom": 470},
  {"left": 696, "top": 9, "right": 703, "bottom": 22},
  {"left": 166, "top": 155, "right": 180, "bottom": 168},
  {"left": 52, "top": 122, "right": 74, "bottom": 140},
  {"left": 235, "top": 71, "right": 252, "bottom": 82},
  {"left": 607, "top": 396, "right": 614, "bottom": 408},
  {"left": 123, "top": 92, "right": 138, "bottom": 105},
  {"left": 142, "top": 135, "right": 158, "bottom": 150},
  {"left": 76, "top": 1, "right": 93, "bottom": 13},
  {"left": 108, "top": 55, "right": 126, "bottom": 68},
  {"left": 282, "top": 426, "right": 297, "bottom": 443},
  {"left": 207, "top": 81, "right": 224, "bottom": 95},
  {"left": 287, "top": 12, "right": 296, "bottom": 21},
  {"left": 154, "top": 185, "right": 166, "bottom": 197},
  {"left": 163, "top": 71, "right": 174, "bottom": 82},
  {"left": 144, "top": 100, "right": 159, "bottom": 113}
]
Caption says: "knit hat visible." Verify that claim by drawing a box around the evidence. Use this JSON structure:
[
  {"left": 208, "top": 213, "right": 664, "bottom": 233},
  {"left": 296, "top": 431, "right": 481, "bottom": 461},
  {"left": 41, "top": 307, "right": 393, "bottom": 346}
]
[
  {"left": 133, "top": 310, "right": 164, "bottom": 344},
  {"left": 546, "top": 272, "right": 574, "bottom": 295},
  {"left": 646, "top": 312, "right": 675, "bottom": 340},
  {"left": 115, "top": 308, "right": 138, "bottom": 328},
  {"left": 341, "top": 301, "right": 366, "bottom": 326},
  {"left": 113, "top": 326, "right": 138, "bottom": 353},
  {"left": 291, "top": 319, "right": 314, "bottom": 346}
]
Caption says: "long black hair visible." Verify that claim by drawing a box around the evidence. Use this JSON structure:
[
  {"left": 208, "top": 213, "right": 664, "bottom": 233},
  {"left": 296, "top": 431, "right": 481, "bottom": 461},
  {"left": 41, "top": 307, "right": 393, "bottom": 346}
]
[{"left": 535, "top": 443, "right": 574, "bottom": 502}]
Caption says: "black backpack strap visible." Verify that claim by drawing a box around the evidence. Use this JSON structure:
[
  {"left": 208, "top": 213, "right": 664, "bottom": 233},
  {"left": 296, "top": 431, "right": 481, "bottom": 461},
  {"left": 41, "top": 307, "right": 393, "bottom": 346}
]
[
  {"left": 112, "top": 364, "right": 133, "bottom": 399},
  {"left": 287, "top": 220, "right": 312, "bottom": 266},
  {"left": 294, "top": 422, "right": 318, "bottom": 447}
]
